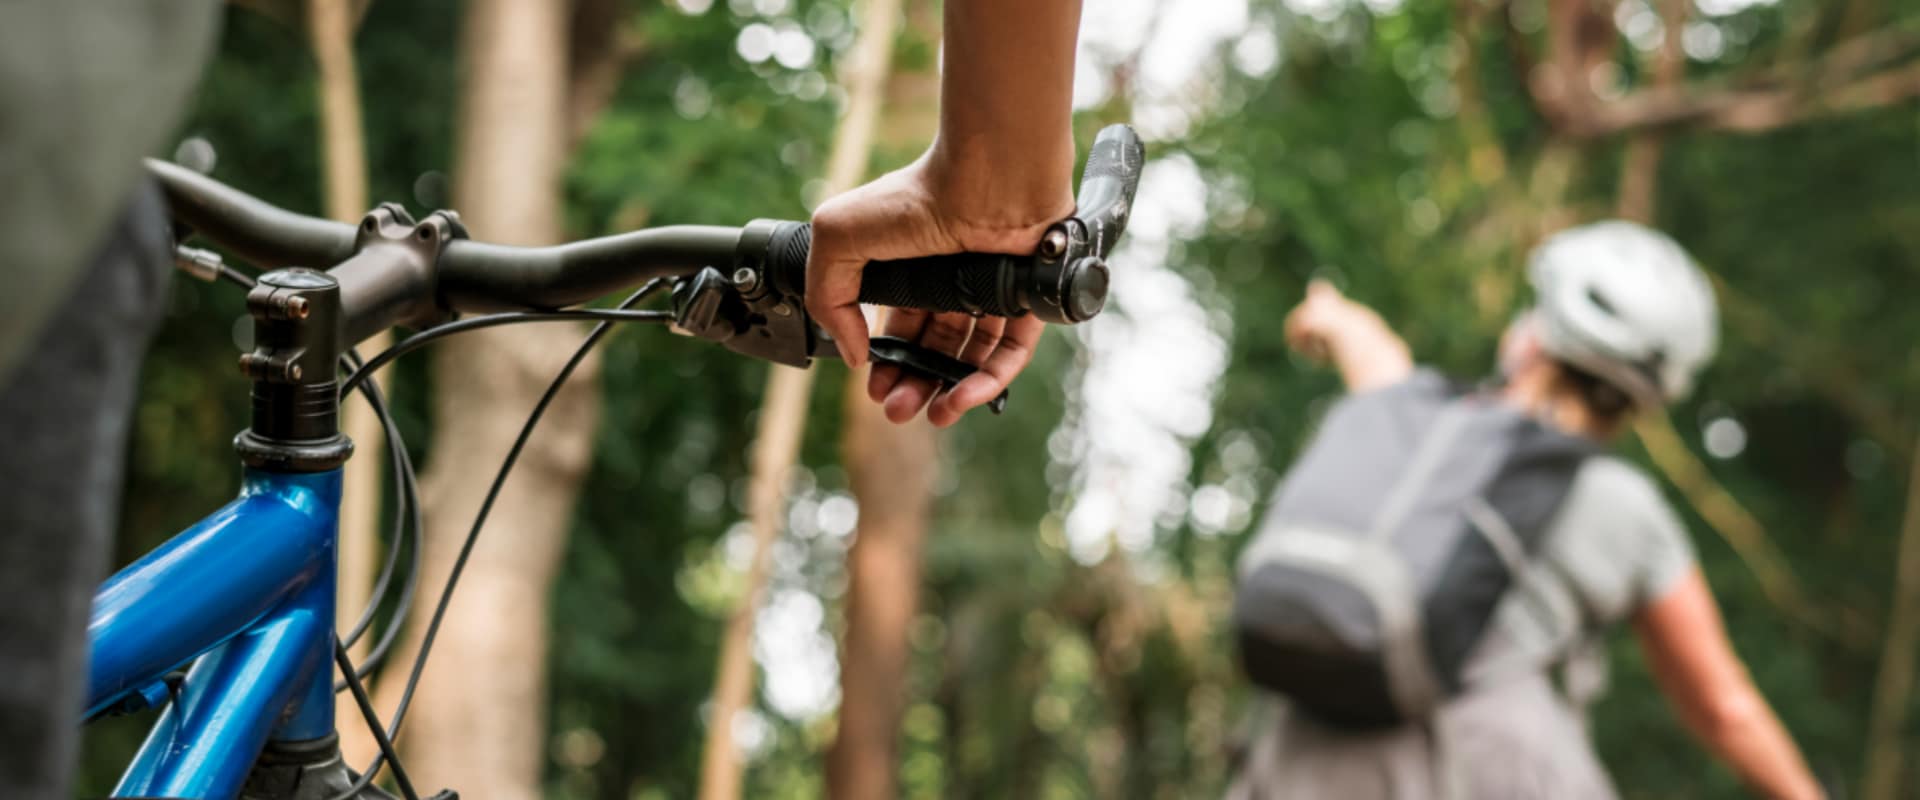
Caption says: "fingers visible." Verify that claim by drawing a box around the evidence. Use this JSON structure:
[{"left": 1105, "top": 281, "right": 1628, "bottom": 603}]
[
  {"left": 805, "top": 174, "right": 947, "bottom": 369},
  {"left": 869, "top": 311, "right": 1034, "bottom": 426},
  {"left": 1284, "top": 308, "right": 1327, "bottom": 362},
  {"left": 803, "top": 161, "right": 1060, "bottom": 426},
  {"left": 1283, "top": 305, "right": 1311, "bottom": 351},
  {"left": 927, "top": 315, "right": 1043, "bottom": 427},
  {"left": 868, "top": 308, "right": 928, "bottom": 402},
  {"left": 956, "top": 316, "right": 1006, "bottom": 366},
  {"left": 805, "top": 223, "right": 872, "bottom": 368},
  {"left": 881, "top": 311, "right": 976, "bottom": 423}
]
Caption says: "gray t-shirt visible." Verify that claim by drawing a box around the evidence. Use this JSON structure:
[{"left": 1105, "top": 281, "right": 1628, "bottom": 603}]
[
  {"left": 1229, "top": 370, "right": 1696, "bottom": 800},
  {"left": 1470, "top": 454, "right": 1696, "bottom": 697}
]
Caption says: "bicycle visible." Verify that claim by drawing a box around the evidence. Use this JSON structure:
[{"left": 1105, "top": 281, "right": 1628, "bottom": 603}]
[{"left": 80, "top": 124, "right": 1144, "bottom": 799}]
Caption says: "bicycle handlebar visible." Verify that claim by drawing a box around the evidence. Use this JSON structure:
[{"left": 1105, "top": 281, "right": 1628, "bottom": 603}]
[
  {"left": 148, "top": 124, "right": 1145, "bottom": 355},
  {"left": 150, "top": 158, "right": 739, "bottom": 320}
]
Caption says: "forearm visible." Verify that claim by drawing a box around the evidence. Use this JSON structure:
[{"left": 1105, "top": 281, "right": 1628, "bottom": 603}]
[
  {"left": 1323, "top": 302, "right": 1413, "bottom": 393},
  {"left": 928, "top": 0, "right": 1081, "bottom": 228},
  {"left": 1637, "top": 573, "right": 1823, "bottom": 800},
  {"left": 1686, "top": 692, "right": 1822, "bottom": 800}
]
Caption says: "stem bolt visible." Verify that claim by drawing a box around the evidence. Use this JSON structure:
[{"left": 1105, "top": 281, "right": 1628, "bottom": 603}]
[
  {"left": 286, "top": 296, "right": 310, "bottom": 320},
  {"left": 1040, "top": 228, "right": 1069, "bottom": 259},
  {"left": 732, "top": 267, "right": 760, "bottom": 293}
]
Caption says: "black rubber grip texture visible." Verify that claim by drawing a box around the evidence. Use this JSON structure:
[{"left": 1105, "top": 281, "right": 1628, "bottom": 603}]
[
  {"left": 761, "top": 221, "right": 1027, "bottom": 317},
  {"left": 857, "top": 252, "right": 1022, "bottom": 316},
  {"left": 764, "top": 220, "right": 813, "bottom": 297}
]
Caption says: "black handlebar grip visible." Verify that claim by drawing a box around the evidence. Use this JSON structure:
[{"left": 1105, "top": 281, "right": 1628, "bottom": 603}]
[
  {"left": 759, "top": 221, "right": 1030, "bottom": 318},
  {"left": 763, "top": 220, "right": 813, "bottom": 297},
  {"left": 856, "top": 252, "right": 1026, "bottom": 317}
]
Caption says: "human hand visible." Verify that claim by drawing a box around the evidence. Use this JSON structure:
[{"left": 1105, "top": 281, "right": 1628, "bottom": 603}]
[
  {"left": 1284, "top": 279, "right": 1352, "bottom": 362},
  {"left": 805, "top": 153, "right": 1073, "bottom": 427}
]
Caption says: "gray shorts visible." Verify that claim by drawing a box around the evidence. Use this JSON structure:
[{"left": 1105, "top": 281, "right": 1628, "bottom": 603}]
[{"left": 1227, "top": 673, "right": 1619, "bottom": 800}]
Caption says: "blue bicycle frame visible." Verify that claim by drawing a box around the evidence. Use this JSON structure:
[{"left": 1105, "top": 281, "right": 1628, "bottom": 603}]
[{"left": 86, "top": 467, "right": 341, "bottom": 799}]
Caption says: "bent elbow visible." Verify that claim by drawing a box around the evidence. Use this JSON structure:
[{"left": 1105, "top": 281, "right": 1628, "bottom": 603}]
[{"left": 1697, "top": 692, "right": 1766, "bottom": 744}]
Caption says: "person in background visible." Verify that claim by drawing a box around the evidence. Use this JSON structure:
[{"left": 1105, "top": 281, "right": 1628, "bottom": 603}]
[{"left": 1228, "top": 221, "right": 1822, "bottom": 799}]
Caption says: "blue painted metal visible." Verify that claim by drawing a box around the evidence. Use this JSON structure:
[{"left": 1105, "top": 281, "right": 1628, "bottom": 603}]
[
  {"left": 111, "top": 607, "right": 330, "bottom": 799},
  {"left": 87, "top": 467, "right": 340, "bottom": 797},
  {"left": 274, "top": 568, "right": 339, "bottom": 742}
]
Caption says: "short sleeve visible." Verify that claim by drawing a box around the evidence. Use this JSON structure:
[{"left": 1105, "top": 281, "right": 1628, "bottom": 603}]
[
  {"left": 1540, "top": 458, "right": 1696, "bottom": 624},
  {"left": 1371, "top": 366, "right": 1453, "bottom": 401}
]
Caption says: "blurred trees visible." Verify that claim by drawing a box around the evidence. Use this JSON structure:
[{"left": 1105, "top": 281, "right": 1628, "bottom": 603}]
[
  {"left": 824, "top": 1, "right": 938, "bottom": 793},
  {"left": 697, "top": 0, "right": 903, "bottom": 792},
  {"left": 85, "top": 0, "right": 1920, "bottom": 798},
  {"left": 382, "top": 0, "right": 588, "bottom": 795}
]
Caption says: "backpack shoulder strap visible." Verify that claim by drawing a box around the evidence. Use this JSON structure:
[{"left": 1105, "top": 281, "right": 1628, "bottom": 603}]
[{"left": 1366, "top": 399, "right": 1476, "bottom": 541}]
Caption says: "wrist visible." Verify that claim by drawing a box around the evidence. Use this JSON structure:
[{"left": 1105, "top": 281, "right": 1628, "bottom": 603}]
[{"left": 922, "top": 132, "right": 1075, "bottom": 238}]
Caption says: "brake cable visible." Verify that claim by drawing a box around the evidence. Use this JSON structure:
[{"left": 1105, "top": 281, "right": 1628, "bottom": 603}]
[
  {"left": 213, "top": 259, "right": 670, "bottom": 797},
  {"left": 326, "top": 279, "right": 669, "bottom": 799}
]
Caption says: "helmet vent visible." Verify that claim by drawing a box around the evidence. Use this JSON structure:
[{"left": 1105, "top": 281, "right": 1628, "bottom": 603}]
[{"left": 1585, "top": 286, "right": 1617, "bottom": 315}]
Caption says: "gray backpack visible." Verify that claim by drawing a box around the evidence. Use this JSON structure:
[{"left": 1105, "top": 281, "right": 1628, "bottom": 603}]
[{"left": 1233, "top": 373, "right": 1594, "bottom": 729}]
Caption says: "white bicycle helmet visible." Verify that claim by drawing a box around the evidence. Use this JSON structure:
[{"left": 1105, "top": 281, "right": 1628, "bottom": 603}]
[{"left": 1527, "top": 220, "right": 1718, "bottom": 409}]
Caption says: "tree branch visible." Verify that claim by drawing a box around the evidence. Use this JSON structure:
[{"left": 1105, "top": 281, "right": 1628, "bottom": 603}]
[
  {"left": 1452, "top": 0, "right": 1511, "bottom": 186},
  {"left": 1634, "top": 414, "right": 1871, "bottom": 648},
  {"left": 1615, "top": 0, "right": 1687, "bottom": 224},
  {"left": 1712, "top": 276, "right": 1913, "bottom": 460},
  {"left": 1575, "top": 58, "right": 1920, "bottom": 136},
  {"left": 1863, "top": 430, "right": 1920, "bottom": 800},
  {"left": 1535, "top": 15, "right": 1920, "bottom": 139}
]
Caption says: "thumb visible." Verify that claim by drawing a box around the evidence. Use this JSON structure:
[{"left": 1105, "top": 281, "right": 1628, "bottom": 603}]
[{"left": 807, "top": 252, "right": 870, "bottom": 367}]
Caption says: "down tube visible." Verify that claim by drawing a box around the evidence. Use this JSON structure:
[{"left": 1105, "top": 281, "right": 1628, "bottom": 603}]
[
  {"left": 111, "top": 600, "right": 331, "bottom": 799},
  {"left": 92, "top": 468, "right": 339, "bottom": 799}
]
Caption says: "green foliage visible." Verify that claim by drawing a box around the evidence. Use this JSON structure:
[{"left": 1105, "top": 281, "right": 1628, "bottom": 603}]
[{"left": 90, "top": 0, "right": 1916, "bottom": 797}]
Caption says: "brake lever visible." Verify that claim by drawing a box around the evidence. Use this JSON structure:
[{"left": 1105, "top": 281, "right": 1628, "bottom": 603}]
[
  {"left": 671, "top": 271, "right": 1009, "bottom": 414},
  {"left": 868, "top": 335, "right": 1009, "bottom": 415},
  {"left": 805, "top": 330, "right": 1008, "bottom": 414}
]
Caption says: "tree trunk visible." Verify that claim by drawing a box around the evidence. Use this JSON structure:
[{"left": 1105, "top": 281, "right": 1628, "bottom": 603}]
[
  {"left": 828, "top": 396, "right": 937, "bottom": 800},
  {"left": 695, "top": 2, "right": 906, "bottom": 797},
  {"left": 826, "top": 2, "right": 937, "bottom": 797},
  {"left": 303, "top": 0, "right": 390, "bottom": 752},
  {"left": 697, "top": 365, "right": 815, "bottom": 800},
  {"left": 378, "top": 1, "right": 592, "bottom": 796},
  {"left": 1614, "top": 0, "right": 1685, "bottom": 224},
  {"left": 1863, "top": 432, "right": 1920, "bottom": 799}
]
